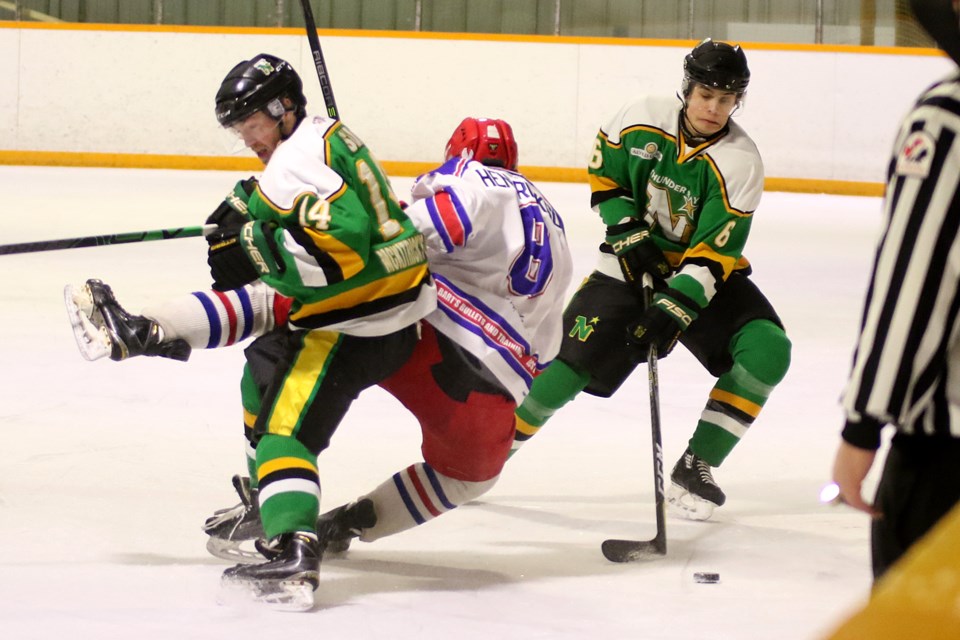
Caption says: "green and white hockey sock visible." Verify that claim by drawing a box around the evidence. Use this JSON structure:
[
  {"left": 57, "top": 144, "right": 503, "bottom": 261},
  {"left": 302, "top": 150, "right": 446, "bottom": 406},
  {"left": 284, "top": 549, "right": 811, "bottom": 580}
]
[
  {"left": 688, "top": 320, "right": 790, "bottom": 466},
  {"left": 512, "top": 359, "right": 590, "bottom": 455},
  {"left": 255, "top": 434, "right": 320, "bottom": 539}
]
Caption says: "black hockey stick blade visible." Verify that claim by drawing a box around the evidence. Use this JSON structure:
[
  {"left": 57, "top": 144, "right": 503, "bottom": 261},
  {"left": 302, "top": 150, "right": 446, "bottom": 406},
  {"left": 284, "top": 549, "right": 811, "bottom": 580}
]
[
  {"left": 602, "top": 536, "right": 667, "bottom": 563},
  {"left": 0, "top": 224, "right": 215, "bottom": 256}
]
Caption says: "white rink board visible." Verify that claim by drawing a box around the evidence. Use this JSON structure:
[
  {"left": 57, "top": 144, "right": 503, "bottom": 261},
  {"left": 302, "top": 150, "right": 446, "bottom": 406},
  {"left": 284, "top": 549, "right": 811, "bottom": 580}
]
[{"left": 0, "top": 24, "right": 956, "bottom": 182}]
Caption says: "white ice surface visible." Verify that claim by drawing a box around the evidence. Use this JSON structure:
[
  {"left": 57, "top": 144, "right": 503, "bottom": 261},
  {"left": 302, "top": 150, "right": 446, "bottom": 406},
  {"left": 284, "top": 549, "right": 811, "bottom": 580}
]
[{"left": 0, "top": 166, "right": 885, "bottom": 639}]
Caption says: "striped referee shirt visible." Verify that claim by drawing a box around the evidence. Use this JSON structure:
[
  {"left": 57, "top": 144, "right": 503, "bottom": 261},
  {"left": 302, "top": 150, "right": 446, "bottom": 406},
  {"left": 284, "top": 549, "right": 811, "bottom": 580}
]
[{"left": 842, "top": 73, "right": 960, "bottom": 448}]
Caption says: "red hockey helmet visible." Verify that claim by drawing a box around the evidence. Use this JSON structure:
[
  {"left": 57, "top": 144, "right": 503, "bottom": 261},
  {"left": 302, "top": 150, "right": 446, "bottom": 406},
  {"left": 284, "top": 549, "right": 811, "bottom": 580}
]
[{"left": 444, "top": 117, "right": 519, "bottom": 171}]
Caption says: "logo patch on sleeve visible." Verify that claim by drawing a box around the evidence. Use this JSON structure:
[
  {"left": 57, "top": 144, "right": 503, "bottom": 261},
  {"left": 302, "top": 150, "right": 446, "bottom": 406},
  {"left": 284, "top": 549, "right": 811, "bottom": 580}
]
[{"left": 895, "top": 131, "right": 935, "bottom": 178}]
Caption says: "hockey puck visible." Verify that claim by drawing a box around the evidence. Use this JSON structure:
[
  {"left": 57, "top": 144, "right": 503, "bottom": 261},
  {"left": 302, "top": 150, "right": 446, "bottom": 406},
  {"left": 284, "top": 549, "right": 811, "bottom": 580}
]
[{"left": 694, "top": 572, "right": 720, "bottom": 584}]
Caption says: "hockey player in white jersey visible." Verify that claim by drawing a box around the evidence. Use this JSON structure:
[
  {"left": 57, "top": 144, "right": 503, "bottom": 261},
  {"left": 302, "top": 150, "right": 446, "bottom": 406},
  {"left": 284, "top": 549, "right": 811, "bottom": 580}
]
[
  {"left": 66, "top": 116, "right": 572, "bottom": 583},
  {"left": 317, "top": 118, "right": 571, "bottom": 549}
]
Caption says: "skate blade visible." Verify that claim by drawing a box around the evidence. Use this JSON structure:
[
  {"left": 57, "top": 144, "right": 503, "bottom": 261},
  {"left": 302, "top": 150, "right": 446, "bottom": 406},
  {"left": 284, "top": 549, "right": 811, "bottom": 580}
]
[
  {"left": 219, "top": 575, "right": 317, "bottom": 612},
  {"left": 63, "top": 284, "right": 111, "bottom": 361},
  {"left": 666, "top": 483, "right": 716, "bottom": 521},
  {"left": 206, "top": 536, "right": 265, "bottom": 564}
]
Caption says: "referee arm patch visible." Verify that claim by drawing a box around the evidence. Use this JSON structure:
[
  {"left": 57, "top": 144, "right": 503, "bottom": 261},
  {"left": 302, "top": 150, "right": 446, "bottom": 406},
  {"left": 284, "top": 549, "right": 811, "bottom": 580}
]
[{"left": 895, "top": 130, "right": 935, "bottom": 178}]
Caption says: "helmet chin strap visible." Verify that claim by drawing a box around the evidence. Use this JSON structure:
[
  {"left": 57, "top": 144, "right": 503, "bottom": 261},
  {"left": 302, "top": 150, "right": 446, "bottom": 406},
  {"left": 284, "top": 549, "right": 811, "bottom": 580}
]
[
  {"left": 680, "top": 103, "right": 735, "bottom": 143},
  {"left": 680, "top": 108, "right": 711, "bottom": 140}
]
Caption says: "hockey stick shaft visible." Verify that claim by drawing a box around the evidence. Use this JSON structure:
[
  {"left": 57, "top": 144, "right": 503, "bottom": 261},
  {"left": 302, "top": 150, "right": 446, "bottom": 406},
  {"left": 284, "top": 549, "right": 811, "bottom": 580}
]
[
  {"left": 645, "top": 277, "right": 667, "bottom": 551},
  {"left": 0, "top": 224, "right": 215, "bottom": 256},
  {"left": 601, "top": 273, "right": 666, "bottom": 561},
  {"left": 298, "top": 0, "right": 339, "bottom": 121}
]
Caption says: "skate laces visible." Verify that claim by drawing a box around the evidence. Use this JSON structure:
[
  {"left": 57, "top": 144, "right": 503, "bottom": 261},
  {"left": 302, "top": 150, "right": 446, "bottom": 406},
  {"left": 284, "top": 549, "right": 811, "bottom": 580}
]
[
  {"left": 685, "top": 451, "right": 719, "bottom": 487},
  {"left": 696, "top": 459, "right": 719, "bottom": 487}
]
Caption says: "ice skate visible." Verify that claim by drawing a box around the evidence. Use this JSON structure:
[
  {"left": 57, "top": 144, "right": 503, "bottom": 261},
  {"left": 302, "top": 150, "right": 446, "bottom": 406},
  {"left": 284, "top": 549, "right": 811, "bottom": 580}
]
[
  {"left": 64, "top": 279, "right": 191, "bottom": 362},
  {"left": 667, "top": 447, "right": 726, "bottom": 521},
  {"left": 203, "top": 475, "right": 265, "bottom": 563},
  {"left": 315, "top": 498, "right": 377, "bottom": 555},
  {"left": 220, "top": 531, "right": 320, "bottom": 612}
]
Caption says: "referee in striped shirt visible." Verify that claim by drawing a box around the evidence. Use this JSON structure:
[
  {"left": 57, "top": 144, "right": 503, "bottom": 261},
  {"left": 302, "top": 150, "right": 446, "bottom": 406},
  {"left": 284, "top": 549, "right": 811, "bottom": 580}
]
[{"left": 832, "top": 0, "right": 960, "bottom": 580}]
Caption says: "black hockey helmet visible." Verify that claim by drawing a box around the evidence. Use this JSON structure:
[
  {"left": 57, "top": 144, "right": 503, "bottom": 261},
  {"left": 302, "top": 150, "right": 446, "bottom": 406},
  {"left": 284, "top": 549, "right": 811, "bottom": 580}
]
[
  {"left": 215, "top": 54, "right": 307, "bottom": 127},
  {"left": 682, "top": 39, "right": 750, "bottom": 97}
]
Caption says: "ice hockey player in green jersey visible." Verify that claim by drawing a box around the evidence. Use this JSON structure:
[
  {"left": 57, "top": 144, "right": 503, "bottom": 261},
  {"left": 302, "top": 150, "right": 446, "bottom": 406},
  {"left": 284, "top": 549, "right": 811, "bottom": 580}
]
[
  {"left": 511, "top": 39, "right": 791, "bottom": 521},
  {"left": 204, "top": 53, "right": 435, "bottom": 609}
]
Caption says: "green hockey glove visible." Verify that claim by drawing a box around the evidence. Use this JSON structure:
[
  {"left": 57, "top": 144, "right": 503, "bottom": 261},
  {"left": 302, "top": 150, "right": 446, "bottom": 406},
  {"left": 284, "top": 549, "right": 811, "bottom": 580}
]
[
  {"left": 605, "top": 219, "right": 670, "bottom": 288},
  {"left": 628, "top": 288, "right": 700, "bottom": 359}
]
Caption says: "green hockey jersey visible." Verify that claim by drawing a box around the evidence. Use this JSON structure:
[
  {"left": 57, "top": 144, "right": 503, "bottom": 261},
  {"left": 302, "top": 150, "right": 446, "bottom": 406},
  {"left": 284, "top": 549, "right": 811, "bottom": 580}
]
[
  {"left": 588, "top": 95, "right": 764, "bottom": 310},
  {"left": 241, "top": 115, "right": 435, "bottom": 336}
]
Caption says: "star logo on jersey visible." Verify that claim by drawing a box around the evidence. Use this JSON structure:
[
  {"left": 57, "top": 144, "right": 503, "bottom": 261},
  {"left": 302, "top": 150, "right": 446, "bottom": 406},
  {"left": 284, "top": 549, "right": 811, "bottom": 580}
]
[
  {"left": 568, "top": 315, "right": 598, "bottom": 341},
  {"left": 669, "top": 195, "right": 697, "bottom": 233},
  {"left": 896, "top": 130, "right": 934, "bottom": 178}
]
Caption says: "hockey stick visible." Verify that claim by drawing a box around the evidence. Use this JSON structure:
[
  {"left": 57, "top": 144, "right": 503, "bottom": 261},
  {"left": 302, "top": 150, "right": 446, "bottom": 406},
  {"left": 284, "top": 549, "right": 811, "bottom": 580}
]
[
  {"left": 298, "top": 0, "right": 339, "bottom": 121},
  {"left": 601, "top": 273, "right": 667, "bottom": 561},
  {"left": 0, "top": 224, "right": 216, "bottom": 256}
]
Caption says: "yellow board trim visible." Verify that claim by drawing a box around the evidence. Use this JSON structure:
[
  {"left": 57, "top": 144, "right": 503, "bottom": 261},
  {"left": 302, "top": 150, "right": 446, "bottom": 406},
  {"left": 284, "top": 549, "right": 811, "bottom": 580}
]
[
  {"left": 257, "top": 456, "right": 319, "bottom": 480},
  {"left": 0, "top": 150, "right": 882, "bottom": 195},
  {"left": 710, "top": 388, "right": 762, "bottom": 418},
  {"left": 0, "top": 150, "right": 262, "bottom": 172},
  {"left": 0, "top": 21, "right": 949, "bottom": 57}
]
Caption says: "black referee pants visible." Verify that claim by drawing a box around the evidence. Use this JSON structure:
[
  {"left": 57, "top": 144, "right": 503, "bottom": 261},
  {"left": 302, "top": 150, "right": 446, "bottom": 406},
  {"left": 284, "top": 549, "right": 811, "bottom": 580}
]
[{"left": 871, "top": 434, "right": 960, "bottom": 580}]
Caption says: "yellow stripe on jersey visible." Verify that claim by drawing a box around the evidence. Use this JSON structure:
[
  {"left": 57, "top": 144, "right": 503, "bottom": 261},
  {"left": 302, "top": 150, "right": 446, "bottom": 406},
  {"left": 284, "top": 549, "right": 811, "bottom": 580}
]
[
  {"left": 684, "top": 241, "right": 748, "bottom": 279},
  {"left": 709, "top": 388, "right": 762, "bottom": 418},
  {"left": 243, "top": 408, "right": 257, "bottom": 429},
  {"left": 323, "top": 179, "right": 349, "bottom": 206},
  {"left": 613, "top": 124, "right": 675, "bottom": 147},
  {"left": 663, "top": 249, "right": 685, "bottom": 268},
  {"left": 257, "top": 455, "right": 320, "bottom": 481},
  {"left": 290, "top": 263, "right": 430, "bottom": 322},
  {"left": 677, "top": 127, "right": 727, "bottom": 164},
  {"left": 588, "top": 173, "right": 623, "bottom": 193},
  {"left": 301, "top": 226, "right": 366, "bottom": 280},
  {"left": 265, "top": 330, "right": 340, "bottom": 436}
]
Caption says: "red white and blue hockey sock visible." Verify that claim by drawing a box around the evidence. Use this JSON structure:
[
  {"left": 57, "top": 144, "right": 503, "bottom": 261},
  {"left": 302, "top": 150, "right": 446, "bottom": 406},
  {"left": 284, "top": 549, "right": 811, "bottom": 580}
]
[
  {"left": 142, "top": 281, "right": 288, "bottom": 350},
  {"left": 357, "top": 462, "right": 498, "bottom": 542}
]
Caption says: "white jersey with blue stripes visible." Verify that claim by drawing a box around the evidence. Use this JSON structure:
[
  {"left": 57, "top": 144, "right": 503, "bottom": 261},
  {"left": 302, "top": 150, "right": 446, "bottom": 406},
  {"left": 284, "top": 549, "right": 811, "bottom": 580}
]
[{"left": 403, "top": 157, "right": 573, "bottom": 403}]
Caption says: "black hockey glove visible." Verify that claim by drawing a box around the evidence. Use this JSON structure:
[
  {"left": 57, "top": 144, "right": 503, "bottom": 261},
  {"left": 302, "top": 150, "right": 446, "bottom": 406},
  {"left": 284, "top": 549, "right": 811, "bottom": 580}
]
[
  {"left": 207, "top": 224, "right": 259, "bottom": 291},
  {"left": 628, "top": 288, "right": 700, "bottom": 359},
  {"left": 205, "top": 177, "right": 257, "bottom": 242},
  {"left": 605, "top": 219, "right": 670, "bottom": 288},
  {"left": 208, "top": 221, "right": 286, "bottom": 291}
]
